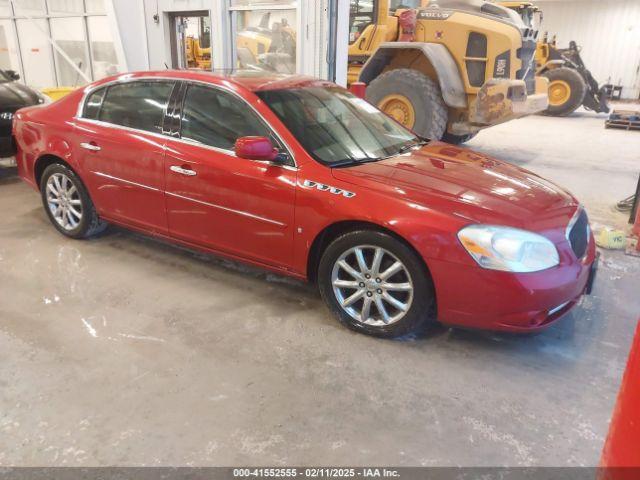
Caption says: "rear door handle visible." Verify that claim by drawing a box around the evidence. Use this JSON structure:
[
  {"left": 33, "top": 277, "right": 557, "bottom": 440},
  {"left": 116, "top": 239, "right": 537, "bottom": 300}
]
[
  {"left": 170, "top": 165, "right": 197, "bottom": 176},
  {"left": 80, "top": 142, "right": 101, "bottom": 152}
]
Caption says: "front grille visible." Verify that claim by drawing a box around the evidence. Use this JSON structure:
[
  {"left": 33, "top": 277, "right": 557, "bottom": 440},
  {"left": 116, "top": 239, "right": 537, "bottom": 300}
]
[
  {"left": 516, "top": 39, "right": 537, "bottom": 95},
  {"left": 568, "top": 209, "right": 589, "bottom": 259},
  {"left": 0, "top": 109, "right": 15, "bottom": 136}
]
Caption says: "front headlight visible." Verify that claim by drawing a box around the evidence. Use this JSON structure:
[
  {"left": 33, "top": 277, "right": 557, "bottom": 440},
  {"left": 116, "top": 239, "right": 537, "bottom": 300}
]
[{"left": 458, "top": 225, "right": 559, "bottom": 273}]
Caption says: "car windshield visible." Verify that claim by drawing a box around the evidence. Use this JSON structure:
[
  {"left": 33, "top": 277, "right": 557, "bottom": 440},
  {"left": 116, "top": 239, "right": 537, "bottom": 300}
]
[
  {"left": 256, "top": 86, "right": 421, "bottom": 166},
  {"left": 0, "top": 71, "right": 11, "bottom": 83}
]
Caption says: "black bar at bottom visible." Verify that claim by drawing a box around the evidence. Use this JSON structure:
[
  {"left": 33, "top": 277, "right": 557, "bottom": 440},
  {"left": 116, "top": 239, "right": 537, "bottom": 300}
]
[{"left": 0, "top": 468, "right": 639, "bottom": 480}]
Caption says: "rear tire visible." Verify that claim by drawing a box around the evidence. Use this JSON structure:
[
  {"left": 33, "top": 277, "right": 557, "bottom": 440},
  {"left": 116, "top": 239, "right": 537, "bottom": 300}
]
[
  {"left": 366, "top": 68, "right": 448, "bottom": 140},
  {"left": 40, "top": 163, "right": 107, "bottom": 239},
  {"left": 318, "top": 230, "right": 436, "bottom": 339},
  {"left": 542, "top": 67, "right": 587, "bottom": 117}
]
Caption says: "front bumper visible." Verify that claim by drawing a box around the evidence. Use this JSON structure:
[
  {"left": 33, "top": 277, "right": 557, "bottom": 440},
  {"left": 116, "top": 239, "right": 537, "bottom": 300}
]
[
  {"left": 427, "top": 238, "right": 597, "bottom": 333},
  {"left": 455, "top": 77, "right": 549, "bottom": 134}
]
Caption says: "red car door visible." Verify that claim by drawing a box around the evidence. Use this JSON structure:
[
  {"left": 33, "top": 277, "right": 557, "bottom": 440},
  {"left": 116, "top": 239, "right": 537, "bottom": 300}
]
[
  {"left": 74, "top": 80, "right": 176, "bottom": 233},
  {"left": 164, "top": 83, "right": 296, "bottom": 269}
]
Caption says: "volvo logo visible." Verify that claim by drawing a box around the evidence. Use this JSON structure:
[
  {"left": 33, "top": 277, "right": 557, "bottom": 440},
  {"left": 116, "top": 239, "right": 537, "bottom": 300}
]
[{"left": 303, "top": 180, "right": 356, "bottom": 198}]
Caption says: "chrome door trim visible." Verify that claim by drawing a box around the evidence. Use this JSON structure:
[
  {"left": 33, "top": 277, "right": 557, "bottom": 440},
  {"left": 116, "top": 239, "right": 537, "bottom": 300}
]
[
  {"left": 75, "top": 117, "right": 173, "bottom": 146},
  {"left": 91, "top": 172, "right": 285, "bottom": 227},
  {"left": 165, "top": 191, "right": 287, "bottom": 228},
  {"left": 164, "top": 134, "right": 299, "bottom": 172},
  {"left": 92, "top": 171, "right": 160, "bottom": 192}
]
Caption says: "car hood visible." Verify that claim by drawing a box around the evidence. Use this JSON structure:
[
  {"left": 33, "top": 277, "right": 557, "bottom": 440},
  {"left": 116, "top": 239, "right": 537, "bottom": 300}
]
[
  {"left": 331, "top": 142, "right": 579, "bottom": 234},
  {"left": 0, "top": 81, "right": 40, "bottom": 110}
]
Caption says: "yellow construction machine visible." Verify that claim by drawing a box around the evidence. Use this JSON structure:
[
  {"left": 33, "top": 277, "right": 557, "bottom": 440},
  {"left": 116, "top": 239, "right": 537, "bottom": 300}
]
[
  {"left": 499, "top": 1, "right": 610, "bottom": 116},
  {"left": 185, "top": 36, "right": 212, "bottom": 70},
  {"left": 186, "top": 12, "right": 296, "bottom": 74},
  {"left": 236, "top": 12, "right": 297, "bottom": 73},
  {"left": 348, "top": 0, "right": 549, "bottom": 143}
]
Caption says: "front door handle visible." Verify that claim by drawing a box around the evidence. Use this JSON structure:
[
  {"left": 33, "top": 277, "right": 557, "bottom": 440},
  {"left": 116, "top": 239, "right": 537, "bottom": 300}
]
[
  {"left": 170, "top": 165, "right": 197, "bottom": 176},
  {"left": 80, "top": 142, "right": 101, "bottom": 152}
]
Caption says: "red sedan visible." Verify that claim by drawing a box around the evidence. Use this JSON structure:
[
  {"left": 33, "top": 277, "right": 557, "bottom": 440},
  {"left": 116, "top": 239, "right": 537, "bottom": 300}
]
[{"left": 13, "top": 71, "right": 597, "bottom": 338}]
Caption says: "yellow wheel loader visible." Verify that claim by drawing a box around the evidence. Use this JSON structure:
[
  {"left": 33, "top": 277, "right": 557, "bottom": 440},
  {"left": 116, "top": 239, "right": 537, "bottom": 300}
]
[
  {"left": 499, "top": 1, "right": 610, "bottom": 116},
  {"left": 236, "top": 12, "right": 297, "bottom": 74},
  {"left": 182, "top": 12, "right": 296, "bottom": 73},
  {"left": 348, "top": 0, "right": 549, "bottom": 143},
  {"left": 185, "top": 36, "right": 212, "bottom": 70}
]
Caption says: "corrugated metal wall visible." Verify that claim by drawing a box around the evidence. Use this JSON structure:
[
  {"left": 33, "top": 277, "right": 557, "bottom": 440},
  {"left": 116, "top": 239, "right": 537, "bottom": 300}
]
[{"left": 536, "top": 0, "right": 640, "bottom": 100}]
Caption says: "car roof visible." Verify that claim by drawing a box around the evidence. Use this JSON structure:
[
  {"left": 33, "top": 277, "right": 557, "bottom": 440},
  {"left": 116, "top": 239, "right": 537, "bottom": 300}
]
[{"left": 101, "top": 70, "right": 335, "bottom": 93}]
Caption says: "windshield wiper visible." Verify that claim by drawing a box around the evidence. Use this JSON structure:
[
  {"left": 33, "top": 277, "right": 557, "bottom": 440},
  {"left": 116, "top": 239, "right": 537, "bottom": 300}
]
[
  {"left": 331, "top": 138, "right": 430, "bottom": 168},
  {"left": 330, "top": 157, "right": 382, "bottom": 168},
  {"left": 397, "top": 139, "right": 429, "bottom": 155}
]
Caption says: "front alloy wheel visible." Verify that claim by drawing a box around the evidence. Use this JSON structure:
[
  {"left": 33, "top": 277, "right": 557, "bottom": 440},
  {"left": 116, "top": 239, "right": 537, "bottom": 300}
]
[
  {"left": 318, "top": 230, "right": 435, "bottom": 338},
  {"left": 331, "top": 245, "right": 414, "bottom": 327}
]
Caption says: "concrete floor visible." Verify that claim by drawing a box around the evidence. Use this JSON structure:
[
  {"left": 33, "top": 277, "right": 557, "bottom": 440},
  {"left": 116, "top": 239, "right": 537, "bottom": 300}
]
[{"left": 1, "top": 106, "right": 639, "bottom": 467}]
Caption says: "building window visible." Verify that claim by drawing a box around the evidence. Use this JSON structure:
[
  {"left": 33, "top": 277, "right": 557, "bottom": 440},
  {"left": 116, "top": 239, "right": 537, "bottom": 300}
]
[
  {"left": 50, "top": 17, "right": 91, "bottom": 86},
  {"left": 229, "top": 0, "right": 297, "bottom": 74},
  {"left": 16, "top": 18, "right": 56, "bottom": 88},
  {"left": 0, "top": 0, "right": 122, "bottom": 89}
]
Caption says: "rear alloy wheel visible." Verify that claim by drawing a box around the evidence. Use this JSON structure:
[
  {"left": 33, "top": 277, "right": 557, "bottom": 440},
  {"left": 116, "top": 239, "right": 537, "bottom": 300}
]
[
  {"left": 40, "top": 163, "right": 107, "bottom": 239},
  {"left": 318, "top": 230, "right": 435, "bottom": 338},
  {"left": 45, "top": 172, "right": 83, "bottom": 231},
  {"left": 542, "top": 67, "right": 587, "bottom": 117}
]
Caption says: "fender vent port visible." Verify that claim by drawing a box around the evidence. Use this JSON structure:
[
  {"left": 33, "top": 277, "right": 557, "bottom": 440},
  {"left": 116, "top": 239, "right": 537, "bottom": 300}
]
[
  {"left": 568, "top": 209, "right": 589, "bottom": 259},
  {"left": 466, "top": 33, "right": 488, "bottom": 88},
  {"left": 466, "top": 32, "right": 487, "bottom": 58},
  {"left": 466, "top": 61, "right": 486, "bottom": 87}
]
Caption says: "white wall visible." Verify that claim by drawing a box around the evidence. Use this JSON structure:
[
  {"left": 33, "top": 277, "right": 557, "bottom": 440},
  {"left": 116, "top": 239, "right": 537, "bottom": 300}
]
[
  {"left": 112, "top": 0, "right": 148, "bottom": 71},
  {"left": 537, "top": 0, "right": 640, "bottom": 100}
]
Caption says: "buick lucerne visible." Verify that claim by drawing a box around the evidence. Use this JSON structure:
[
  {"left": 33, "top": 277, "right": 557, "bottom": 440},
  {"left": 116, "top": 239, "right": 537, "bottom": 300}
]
[{"left": 13, "top": 71, "right": 597, "bottom": 338}]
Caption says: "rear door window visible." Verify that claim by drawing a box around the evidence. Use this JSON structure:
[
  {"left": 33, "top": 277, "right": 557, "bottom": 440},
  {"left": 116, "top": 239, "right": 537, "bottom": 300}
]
[
  {"left": 179, "top": 84, "right": 274, "bottom": 151},
  {"left": 83, "top": 87, "right": 106, "bottom": 120},
  {"left": 98, "top": 81, "right": 175, "bottom": 134}
]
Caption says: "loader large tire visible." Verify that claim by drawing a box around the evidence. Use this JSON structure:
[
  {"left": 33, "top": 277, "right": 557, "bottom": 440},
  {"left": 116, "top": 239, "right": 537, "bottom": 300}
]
[
  {"left": 366, "top": 69, "right": 448, "bottom": 140},
  {"left": 542, "top": 67, "right": 587, "bottom": 117}
]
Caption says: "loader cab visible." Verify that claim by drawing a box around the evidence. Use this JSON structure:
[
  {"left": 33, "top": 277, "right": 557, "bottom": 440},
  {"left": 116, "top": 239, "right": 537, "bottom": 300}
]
[
  {"left": 348, "top": 0, "right": 421, "bottom": 47},
  {"left": 497, "top": 2, "right": 543, "bottom": 30}
]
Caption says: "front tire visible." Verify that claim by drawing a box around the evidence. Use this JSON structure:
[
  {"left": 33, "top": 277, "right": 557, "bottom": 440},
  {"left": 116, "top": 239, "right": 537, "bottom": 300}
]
[
  {"left": 40, "top": 163, "right": 107, "bottom": 239},
  {"left": 366, "top": 69, "right": 448, "bottom": 140},
  {"left": 542, "top": 67, "right": 587, "bottom": 117},
  {"left": 318, "top": 230, "right": 436, "bottom": 338}
]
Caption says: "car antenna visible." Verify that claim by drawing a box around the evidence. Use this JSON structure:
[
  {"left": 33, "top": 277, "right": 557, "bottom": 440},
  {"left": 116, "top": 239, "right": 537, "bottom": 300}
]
[{"left": 164, "top": 62, "right": 169, "bottom": 70}]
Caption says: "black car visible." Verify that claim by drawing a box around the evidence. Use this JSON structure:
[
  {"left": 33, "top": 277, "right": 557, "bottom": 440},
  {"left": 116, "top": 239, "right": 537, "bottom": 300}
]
[{"left": 0, "top": 70, "right": 49, "bottom": 157}]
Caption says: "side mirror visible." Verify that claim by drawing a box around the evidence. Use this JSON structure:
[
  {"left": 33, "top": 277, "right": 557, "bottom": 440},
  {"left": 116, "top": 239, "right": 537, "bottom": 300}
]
[
  {"left": 235, "top": 136, "right": 278, "bottom": 162},
  {"left": 6, "top": 70, "right": 19, "bottom": 81}
]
